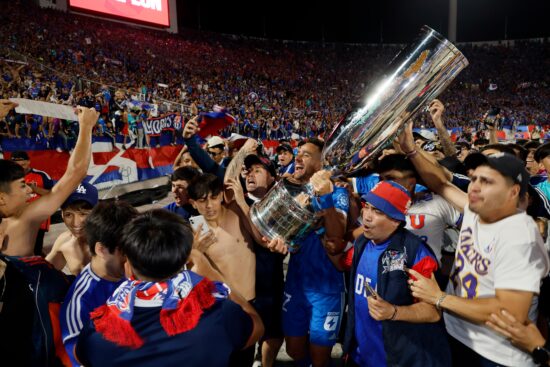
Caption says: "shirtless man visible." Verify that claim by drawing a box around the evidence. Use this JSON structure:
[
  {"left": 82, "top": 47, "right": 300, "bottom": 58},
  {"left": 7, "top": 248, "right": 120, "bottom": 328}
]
[
  {"left": 45, "top": 182, "right": 98, "bottom": 275},
  {"left": 188, "top": 172, "right": 267, "bottom": 367},
  {"left": 0, "top": 105, "right": 98, "bottom": 256}
]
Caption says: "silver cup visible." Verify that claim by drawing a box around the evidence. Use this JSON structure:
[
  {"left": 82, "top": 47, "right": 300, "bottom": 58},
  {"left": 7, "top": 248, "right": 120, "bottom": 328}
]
[
  {"left": 250, "top": 179, "right": 319, "bottom": 251},
  {"left": 323, "top": 26, "right": 469, "bottom": 173},
  {"left": 251, "top": 26, "right": 468, "bottom": 245}
]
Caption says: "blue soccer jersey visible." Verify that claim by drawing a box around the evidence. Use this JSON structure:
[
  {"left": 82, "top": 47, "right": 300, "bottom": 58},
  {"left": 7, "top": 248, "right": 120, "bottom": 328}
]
[
  {"left": 61, "top": 264, "right": 124, "bottom": 367},
  {"left": 286, "top": 186, "right": 349, "bottom": 294}
]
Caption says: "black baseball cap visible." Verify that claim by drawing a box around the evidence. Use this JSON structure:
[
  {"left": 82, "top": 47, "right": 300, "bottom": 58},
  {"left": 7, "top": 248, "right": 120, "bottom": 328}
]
[
  {"left": 468, "top": 152, "right": 529, "bottom": 195},
  {"left": 244, "top": 154, "right": 277, "bottom": 178}
]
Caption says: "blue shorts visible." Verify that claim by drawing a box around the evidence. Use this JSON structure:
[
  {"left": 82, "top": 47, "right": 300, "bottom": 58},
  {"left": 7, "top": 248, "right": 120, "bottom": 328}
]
[{"left": 282, "top": 287, "right": 345, "bottom": 347}]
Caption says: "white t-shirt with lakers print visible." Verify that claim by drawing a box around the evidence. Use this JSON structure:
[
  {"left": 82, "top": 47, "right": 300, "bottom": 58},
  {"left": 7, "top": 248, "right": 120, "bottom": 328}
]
[{"left": 445, "top": 205, "right": 550, "bottom": 367}]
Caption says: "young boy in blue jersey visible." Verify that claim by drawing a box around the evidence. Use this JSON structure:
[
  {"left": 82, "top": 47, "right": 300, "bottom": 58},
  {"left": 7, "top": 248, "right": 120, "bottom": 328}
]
[
  {"left": 60, "top": 201, "right": 138, "bottom": 366},
  {"left": 341, "top": 181, "right": 450, "bottom": 367}
]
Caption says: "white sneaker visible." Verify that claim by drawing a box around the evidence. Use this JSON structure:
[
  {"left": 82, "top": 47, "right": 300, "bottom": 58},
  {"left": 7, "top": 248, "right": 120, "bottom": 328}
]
[{"left": 252, "top": 361, "right": 262, "bottom": 367}]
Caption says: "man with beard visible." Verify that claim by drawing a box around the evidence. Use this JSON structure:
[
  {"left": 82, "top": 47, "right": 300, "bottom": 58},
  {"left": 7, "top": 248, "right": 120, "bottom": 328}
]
[
  {"left": 164, "top": 166, "right": 200, "bottom": 221},
  {"left": 273, "top": 138, "right": 348, "bottom": 367}
]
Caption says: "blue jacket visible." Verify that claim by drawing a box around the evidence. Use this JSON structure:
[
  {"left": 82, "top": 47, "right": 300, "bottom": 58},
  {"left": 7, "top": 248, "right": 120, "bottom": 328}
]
[{"left": 343, "top": 228, "right": 451, "bottom": 367}]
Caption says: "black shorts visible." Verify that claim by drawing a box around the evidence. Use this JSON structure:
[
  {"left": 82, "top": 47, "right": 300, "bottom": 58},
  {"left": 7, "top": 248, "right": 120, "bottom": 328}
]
[{"left": 252, "top": 292, "right": 284, "bottom": 341}]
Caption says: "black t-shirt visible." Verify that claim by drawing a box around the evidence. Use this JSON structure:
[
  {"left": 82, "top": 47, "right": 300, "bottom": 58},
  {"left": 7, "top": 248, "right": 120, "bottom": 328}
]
[
  {"left": 76, "top": 299, "right": 252, "bottom": 367},
  {"left": 0, "top": 264, "right": 36, "bottom": 366}
]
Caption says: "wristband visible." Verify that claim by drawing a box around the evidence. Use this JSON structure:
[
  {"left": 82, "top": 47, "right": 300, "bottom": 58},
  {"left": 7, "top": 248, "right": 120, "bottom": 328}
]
[
  {"left": 389, "top": 305, "right": 398, "bottom": 321},
  {"left": 405, "top": 149, "right": 418, "bottom": 158},
  {"left": 435, "top": 293, "right": 447, "bottom": 311}
]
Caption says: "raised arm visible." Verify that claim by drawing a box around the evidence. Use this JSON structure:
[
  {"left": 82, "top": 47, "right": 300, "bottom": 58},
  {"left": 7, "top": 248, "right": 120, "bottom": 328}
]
[
  {"left": 429, "top": 100, "right": 457, "bottom": 158},
  {"left": 223, "top": 139, "right": 257, "bottom": 184},
  {"left": 172, "top": 144, "right": 188, "bottom": 170},
  {"left": 183, "top": 116, "right": 226, "bottom": 179},
  {"left": 22, "top": 107, "right": 98, "bottom": 225},
  {"left": 397, "top": 123, "right": 467, "bottom": 212}
]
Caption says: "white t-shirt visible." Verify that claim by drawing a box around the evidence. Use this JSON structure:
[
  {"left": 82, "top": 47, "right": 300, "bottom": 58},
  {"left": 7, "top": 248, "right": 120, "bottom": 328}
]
[
  {"left": 445, "top": 206, "right": 550, "bottom": 367},
  {"left": 405, "top": 193, "right": 462, "bottom": 262}
]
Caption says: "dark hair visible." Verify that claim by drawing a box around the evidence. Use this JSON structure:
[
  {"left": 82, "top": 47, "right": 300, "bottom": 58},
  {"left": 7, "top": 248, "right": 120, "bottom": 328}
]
[
  {"left": 120, "top": 209, "right": 193, "bottom": 280},
  {"left": 455, "top": 142, "right": 471, "bottom": 150},
  {"left": 84, "top": 201, "right": 138, "bottom": 255},
  {"left": 188, "top": 173, "right": 223, "bottom": 200},
  {"left": 298, "top": 138, "right": 324, "bottom": 152},
  {"left": 507, "top": 143, "right": 528, "bottom": 162},
  {"left": 523, "top": 140, "right": 541, "bottom": 150},
  {"left": 475, "top": 138, "right": 489, "bottom": 146},
  {"left": 171, "top": 166, "right": 200, "bottom": 183},
  {"left": 464, "top": 153, "right": 488, "bottom": 173},
  {"left": 480, "top": 144, "right": 517, "bottom": 156},
  {"left": 0, "top": 160, "right": 25, "bottom": 193},
  {"left": 535, "top": 143, "right": 550, "bottom": 163},
  {"left": 376, "top": 154, "right": 418, "bottom": 178}
]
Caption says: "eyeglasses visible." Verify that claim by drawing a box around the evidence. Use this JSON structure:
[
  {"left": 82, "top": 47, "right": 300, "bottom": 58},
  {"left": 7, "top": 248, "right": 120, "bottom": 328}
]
[{"left": 208, "top": 150, "right": 223, "bottom": 157}]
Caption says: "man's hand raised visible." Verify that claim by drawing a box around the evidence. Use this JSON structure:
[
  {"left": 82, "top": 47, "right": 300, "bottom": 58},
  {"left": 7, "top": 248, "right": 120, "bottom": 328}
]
[
  {"left": 428, "top": 99, "right": 445, "bottom": 125},
  {"left": 183, "top": 116, "right": 200, "bottom": 139},
  {"left": 76, "top": 106, "right": 99, "bottom": 131}
]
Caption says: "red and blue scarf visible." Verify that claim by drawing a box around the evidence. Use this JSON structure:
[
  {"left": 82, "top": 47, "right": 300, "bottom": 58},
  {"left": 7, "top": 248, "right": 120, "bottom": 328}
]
[{"left": 90, "top": 271, "right": 229, "bottom": 349}]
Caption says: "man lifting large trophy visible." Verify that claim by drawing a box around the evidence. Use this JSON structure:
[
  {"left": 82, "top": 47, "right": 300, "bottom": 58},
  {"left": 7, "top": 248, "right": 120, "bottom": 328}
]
[{"left": 251, "top": 26, "right": 469, "bottom": 247}]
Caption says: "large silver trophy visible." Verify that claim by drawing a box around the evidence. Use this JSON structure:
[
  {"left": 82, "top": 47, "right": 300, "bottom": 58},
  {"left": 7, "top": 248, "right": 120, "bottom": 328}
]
[{"left": 251, "top": 26, "right": 469, "bottom": 246}]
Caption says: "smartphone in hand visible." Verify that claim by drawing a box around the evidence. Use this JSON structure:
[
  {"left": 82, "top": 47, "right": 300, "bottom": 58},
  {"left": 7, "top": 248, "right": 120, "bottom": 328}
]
[
  {"left": 189, "top": 215, "right": 210, "bottom": 236},
  {"left": 365, "top": 280, "right": 378, "bottom": 299}
]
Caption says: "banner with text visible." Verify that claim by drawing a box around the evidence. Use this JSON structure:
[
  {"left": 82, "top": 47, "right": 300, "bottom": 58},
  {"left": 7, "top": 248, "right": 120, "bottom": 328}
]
[{"left": 144, "top": 113, "right": 182, "bottom": 136}]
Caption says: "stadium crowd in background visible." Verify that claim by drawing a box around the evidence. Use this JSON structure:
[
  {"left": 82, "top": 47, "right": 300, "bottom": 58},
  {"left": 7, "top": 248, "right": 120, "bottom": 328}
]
[{"left": 0, "top": 1, "right": 549, "bottom": 154}]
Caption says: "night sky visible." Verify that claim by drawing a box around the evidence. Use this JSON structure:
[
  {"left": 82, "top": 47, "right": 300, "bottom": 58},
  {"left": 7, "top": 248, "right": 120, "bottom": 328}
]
[{"left": 177, "top": 0, "right": 550, "bottom": 43}]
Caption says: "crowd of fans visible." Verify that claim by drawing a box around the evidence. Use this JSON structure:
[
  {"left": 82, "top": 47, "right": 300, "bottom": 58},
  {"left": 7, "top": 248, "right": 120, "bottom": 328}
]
[
  {"left": 0, "top": 1, "right": 550, "bottom": 363},
  {"left": 2, "top": 92, "right": 550, "bottom": 366},
  {"left": 0, "top": 0, "right": 548, "bottom": 152}
]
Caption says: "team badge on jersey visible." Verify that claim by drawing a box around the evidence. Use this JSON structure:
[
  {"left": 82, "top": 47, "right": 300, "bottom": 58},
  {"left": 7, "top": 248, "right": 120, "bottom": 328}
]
[{"left": 381, "top": 248, "right": 408, "bottom": 273}]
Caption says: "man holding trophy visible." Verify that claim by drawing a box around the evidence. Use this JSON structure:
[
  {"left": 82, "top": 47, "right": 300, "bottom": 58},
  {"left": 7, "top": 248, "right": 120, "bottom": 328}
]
[
  {"left": 248, "top": 26, "right": 471, "bottom": 367},
  {"left": 275, "top": 138, "right": 350, "bottom": 367}
]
